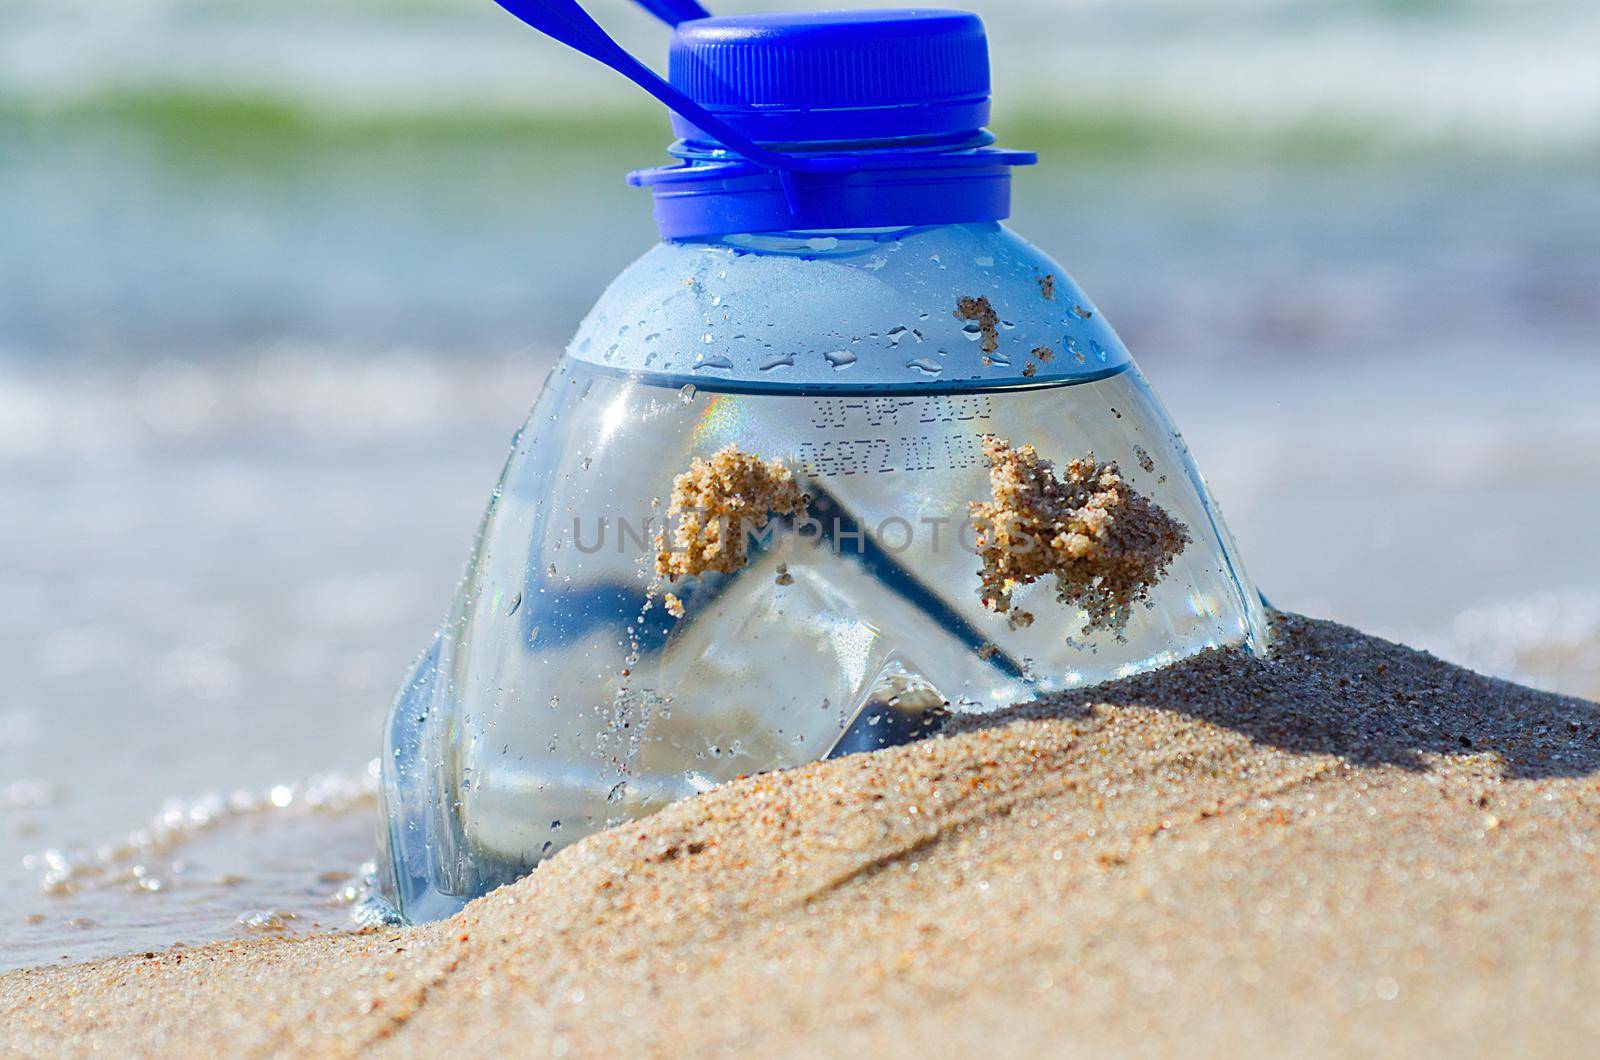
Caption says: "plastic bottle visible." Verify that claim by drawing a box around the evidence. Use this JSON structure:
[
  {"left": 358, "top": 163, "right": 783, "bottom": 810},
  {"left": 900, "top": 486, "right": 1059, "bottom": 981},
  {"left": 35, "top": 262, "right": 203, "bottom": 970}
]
[{"left": 375, "top": 2, "right": 1268, "bottom": 921}]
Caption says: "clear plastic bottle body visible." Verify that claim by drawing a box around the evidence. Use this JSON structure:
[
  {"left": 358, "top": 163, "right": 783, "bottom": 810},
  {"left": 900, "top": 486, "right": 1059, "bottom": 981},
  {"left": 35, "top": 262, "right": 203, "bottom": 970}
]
[{"left": 376, "top": 223, "right": 1267, "bottom": 920}]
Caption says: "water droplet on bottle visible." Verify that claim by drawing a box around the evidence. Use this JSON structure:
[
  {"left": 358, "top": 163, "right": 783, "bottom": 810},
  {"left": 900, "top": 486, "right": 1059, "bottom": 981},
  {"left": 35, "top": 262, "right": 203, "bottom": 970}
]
[
  {"left": 692, "top": 356, "right": 733, "bottom": 372},
  {"left": 505, "top": 592, "right": 522, "bottom": 617},
  {"left": 906, "top": 358, "right": 943, "bottom": 375},
  {"left": 606, "top": 781, "right": 628, "bottom": 805},
  {"left": 549, "top": 695, "right": 560, "bottom": 710},
  {"left": 806, "top": 236, "right": 839, "bottom": 251},
  {"left": 679, "top": 383, "right": 697, "bottom": 403},
  {"left": 824, "top": 350, "right": 857, "bottom": 369},
  {"left": 760, "top": 352, "right": 796, "bottom": 371}
]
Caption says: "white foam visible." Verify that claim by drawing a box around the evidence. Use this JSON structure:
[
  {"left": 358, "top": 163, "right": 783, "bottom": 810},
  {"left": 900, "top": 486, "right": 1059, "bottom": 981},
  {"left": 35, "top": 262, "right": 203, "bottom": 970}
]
[
  {"left": 0, "top": 351, "right": 547, "bottom": 462},
  {"left": 23, "top": 761, "right": 380, "bottom": 898}
]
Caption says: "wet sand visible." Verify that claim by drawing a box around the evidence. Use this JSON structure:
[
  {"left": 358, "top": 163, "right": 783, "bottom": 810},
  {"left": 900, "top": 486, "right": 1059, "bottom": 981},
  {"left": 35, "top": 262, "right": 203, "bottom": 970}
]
[{"left": 5, "top": 612, "right": 1598, "bottom": 1057}]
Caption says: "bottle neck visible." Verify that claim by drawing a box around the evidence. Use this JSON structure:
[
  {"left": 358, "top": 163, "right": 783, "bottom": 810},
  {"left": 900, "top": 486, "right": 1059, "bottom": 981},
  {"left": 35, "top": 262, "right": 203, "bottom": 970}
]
[{"left": 627, "top": 134, "right": 1035, "bottom": 241}]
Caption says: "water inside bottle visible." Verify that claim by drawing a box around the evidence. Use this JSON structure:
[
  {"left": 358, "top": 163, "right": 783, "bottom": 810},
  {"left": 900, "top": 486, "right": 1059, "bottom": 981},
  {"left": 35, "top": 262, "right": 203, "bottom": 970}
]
[{"left": 380, "top": 358, "right": 1266, "bottom": 909}]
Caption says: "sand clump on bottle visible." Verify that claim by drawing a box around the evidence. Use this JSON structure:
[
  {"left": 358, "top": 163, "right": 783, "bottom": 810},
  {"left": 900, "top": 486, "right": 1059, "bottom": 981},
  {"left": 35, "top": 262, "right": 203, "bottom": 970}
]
[
  {"left": 954, "top": 295, "right": 1001, "bottom": 354},
  {"left": 654, "top": 446, "right": 810, "bottom": 602},
  {"left": 970, "top": 436, "right": 1190, "bottom": 635}
]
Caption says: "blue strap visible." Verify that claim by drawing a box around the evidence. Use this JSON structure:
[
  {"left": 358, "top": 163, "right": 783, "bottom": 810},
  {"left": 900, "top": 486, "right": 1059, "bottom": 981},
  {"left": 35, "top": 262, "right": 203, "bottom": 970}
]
[
  {"left": 632, "top": 0, "right": 710, "bottom": 26},
  {"left": 489, "top": 0, "right": 829, "bottom": 173}
]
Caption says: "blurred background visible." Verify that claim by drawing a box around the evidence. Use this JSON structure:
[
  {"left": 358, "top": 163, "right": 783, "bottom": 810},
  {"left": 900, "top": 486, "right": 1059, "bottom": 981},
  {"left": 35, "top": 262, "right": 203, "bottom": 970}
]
[{"left": 2, "top": 0, "right": 1597, "bottom": 968}]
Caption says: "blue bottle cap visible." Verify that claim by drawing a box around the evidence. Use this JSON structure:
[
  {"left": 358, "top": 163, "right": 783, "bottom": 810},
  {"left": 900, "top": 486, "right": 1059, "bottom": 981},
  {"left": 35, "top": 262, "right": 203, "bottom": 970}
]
[
  {"left": 486, "top": 0, "right": 1034, "bottom": 238},
  {"left": 668, "top": 9, "right": 991, "bottom": 146}
]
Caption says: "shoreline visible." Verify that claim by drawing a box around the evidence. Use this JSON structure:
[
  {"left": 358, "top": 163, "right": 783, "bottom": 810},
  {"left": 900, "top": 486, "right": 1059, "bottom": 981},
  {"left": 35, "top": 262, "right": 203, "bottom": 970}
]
[{"left": 5, "top": 612, "right": 1598, "bottom": 1055}]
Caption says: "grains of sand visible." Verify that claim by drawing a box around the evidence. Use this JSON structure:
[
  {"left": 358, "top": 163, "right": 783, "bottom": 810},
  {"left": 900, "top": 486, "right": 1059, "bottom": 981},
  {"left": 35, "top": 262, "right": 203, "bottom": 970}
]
[
  {"left": 970, "top": 436, "right": 1189, "bottom": 634},
  {"left": 654, "top": 446, "right": 809, "bottom": 582},
  {"left": 954, "top": 295, "right": 1001, "bottom": 354}
]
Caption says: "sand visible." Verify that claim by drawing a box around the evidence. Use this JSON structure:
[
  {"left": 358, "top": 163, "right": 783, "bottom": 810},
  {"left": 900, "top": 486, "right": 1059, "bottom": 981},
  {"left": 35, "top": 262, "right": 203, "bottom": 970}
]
[
  {"left": 655, "top": 445, "right": 810, "bottom": 582},
  {"left": 954, "top": 295, "right": 1001, "bottom": 354},
  {"left": 970, "top": 436, "right": 1190, "bottom": 634},
  {"left": 5, "top": 612, "right": 1599, "bottom": 1057}
]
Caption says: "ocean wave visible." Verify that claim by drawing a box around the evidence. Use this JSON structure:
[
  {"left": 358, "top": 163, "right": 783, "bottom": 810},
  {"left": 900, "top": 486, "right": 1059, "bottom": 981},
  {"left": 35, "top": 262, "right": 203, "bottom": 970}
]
[{"left": 0, "top": 349, "right": 552, "bottom": 461}]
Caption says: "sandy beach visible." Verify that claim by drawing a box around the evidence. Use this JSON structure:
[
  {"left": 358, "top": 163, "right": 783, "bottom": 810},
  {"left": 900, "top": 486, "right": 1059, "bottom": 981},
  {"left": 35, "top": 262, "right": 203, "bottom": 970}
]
[{"left": 4, "top": 612, "right": 1597, "bottom": 1056}]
